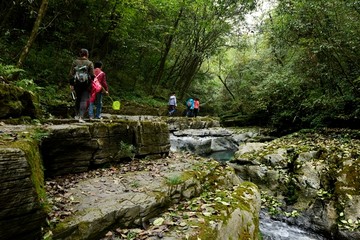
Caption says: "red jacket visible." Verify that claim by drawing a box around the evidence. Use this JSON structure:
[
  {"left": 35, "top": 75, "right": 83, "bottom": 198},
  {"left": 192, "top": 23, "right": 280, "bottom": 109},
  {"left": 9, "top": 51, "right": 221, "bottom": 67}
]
[
  {"left": 194, "top": 100, "right": 200, "bottom": 109},
  {"left": 94, "top": 68, "right": 108, "bottom": 91}
]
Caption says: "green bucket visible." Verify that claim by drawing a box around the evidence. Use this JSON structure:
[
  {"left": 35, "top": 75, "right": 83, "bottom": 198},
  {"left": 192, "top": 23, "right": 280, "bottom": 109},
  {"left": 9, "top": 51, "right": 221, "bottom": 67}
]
[
  {"left": 108, "top": 96, "right": 121, "bottom": 110},
  {"left": 112, "top": 100, "right": 121, "bottom": 110}
]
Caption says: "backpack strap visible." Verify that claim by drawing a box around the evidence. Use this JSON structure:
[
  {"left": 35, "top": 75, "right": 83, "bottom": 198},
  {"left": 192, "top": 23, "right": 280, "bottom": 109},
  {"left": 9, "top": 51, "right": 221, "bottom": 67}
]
[{"left": 95, "top": 71, "right": 104, "bottom": 78}]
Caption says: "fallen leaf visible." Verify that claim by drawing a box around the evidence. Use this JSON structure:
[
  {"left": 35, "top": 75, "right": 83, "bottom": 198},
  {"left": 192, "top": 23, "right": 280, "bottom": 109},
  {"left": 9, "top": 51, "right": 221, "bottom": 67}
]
[
  {"left": 153, "top": 217, "right": 165, "bottom": 226},
  {"left": 179, "top": 222, "right": 187, "bottom": 227},
  {"left": 203, "top": 212, "right": 212, "bottom": 217}
]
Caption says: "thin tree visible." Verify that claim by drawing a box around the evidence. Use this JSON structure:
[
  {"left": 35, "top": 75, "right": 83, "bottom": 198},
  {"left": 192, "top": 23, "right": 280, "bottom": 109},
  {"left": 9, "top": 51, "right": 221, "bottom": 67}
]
[{"left": 16, "top": 0, "right": 48, "bottom": 72}]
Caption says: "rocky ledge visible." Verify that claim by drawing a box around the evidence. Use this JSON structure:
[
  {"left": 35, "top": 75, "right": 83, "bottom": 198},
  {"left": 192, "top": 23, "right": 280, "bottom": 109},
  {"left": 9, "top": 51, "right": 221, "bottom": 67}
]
[
  {"left": 229, "top": 129, "right": 360, "bottom": 239},
  {"left": 45, "top": 152, "right": 261, "bottom": 240},
  {"left": 0, "top": 118, "right": 261, "bottom": 240}
]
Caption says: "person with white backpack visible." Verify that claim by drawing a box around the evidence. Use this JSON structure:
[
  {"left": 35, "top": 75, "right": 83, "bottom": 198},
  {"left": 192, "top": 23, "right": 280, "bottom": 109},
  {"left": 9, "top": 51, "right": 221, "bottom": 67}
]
[
  {"left": 69, "top": 48, "right": 94, "bottom": 123},
  {"left": 168, "top": 92, "right": 177, "bottom": 116}
]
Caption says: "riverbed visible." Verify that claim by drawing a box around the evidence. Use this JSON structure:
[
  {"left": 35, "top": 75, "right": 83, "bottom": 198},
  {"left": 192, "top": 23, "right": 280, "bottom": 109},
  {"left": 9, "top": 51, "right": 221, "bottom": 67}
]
[{"left": 207, "top": 150, "right": 328, "bottom": 240}]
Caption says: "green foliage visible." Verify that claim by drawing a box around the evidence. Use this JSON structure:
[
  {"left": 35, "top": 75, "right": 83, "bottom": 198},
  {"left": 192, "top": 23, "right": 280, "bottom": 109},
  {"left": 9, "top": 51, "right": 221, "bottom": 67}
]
[
  {"left": 1, "top": 0, "right": 360, "bottom": 131},
  {"left": 130, "top": 180, "right": 140, "bottom": 188},
  {"left": 14, "top": 79, "right": 44, "bottom": 93},
  {"left": 0, "top": 63, "right": 24, "bottom": 81},
  {"left": 120, "top": 89, "right": 167, "bottom": 107},
  {"left": 119, "top": 141, "right": 136, "bottom": 159},
  {"left": 338, "top": 211, "right": 360, "bottom": 231},
  {"left": 165, "top": 175, "right": 183, "bottom": 186},
  {"left": 0, "top": 0, "right": 256, "bottom": 118},
  {"left": 285, "top": 179, "right": 299, "bottom": 205},
  {"left": 261, "top": 192, "right": 283, "bottom": 216},
  {"left": 207, "top": 0, "right": 360, "bottom": 131},
  {"left": 316, "top": 188, "right": 332, "bottom": 201},
  {"left": 31, "top": 128, "right": 50, "bottom": 142}
]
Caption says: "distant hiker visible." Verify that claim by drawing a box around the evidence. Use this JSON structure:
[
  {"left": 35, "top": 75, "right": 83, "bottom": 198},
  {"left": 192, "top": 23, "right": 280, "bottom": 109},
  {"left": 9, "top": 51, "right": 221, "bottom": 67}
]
[
  {"left": 168, "top": 92, "right": 177, "bottom": 116},
  {"left": 194, "top": 98, "right": 200, "bottom": 117},
  {"left": 69, "top": 48, "right": 94, "bottom": 123},
  {"left": 89, "top": 61, "right": 108, "bottom": 119},
  {"left": 186, "top": 98, "right": 194, "bottom": 117}
]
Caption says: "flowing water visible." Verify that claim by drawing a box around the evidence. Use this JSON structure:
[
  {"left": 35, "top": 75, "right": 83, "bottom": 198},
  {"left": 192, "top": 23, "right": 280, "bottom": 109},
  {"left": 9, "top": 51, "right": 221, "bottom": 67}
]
[
  {"left": 260, "top": 212, "right": 327, "bottom": 240},
  {"left": 207, "top": 150, "right": 328, "bottom": 240}
]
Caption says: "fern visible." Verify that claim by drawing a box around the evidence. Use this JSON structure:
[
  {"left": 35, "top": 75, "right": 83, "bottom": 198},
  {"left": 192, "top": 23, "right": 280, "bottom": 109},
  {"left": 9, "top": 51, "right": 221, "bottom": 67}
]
[{"left": 0, "top": 63, "right": 24, "bottom": 81}]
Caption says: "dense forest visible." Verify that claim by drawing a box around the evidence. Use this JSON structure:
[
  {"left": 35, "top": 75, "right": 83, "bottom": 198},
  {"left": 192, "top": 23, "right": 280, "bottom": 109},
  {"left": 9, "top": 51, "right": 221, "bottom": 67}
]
[{"left": 1, "top": 0, "right": 359, "bottom": 132}]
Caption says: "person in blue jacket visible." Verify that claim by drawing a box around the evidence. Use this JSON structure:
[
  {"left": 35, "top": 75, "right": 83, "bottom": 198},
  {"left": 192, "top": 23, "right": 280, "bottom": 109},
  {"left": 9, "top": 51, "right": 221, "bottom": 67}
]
[{"left": 186, "top": 98, "right": 194, "bottom": 117}]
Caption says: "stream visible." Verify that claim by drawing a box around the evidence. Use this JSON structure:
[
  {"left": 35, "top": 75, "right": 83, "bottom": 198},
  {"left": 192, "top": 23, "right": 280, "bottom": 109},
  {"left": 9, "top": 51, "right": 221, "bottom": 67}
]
[
  {"left": 260, "top": 211, "right": 326, "bottom": 240},
  {"left": 170, "top": 128, "right": 329, "bottom": 239},
  {"left": 204, "top": 150, "right": 328, "bottom": 240}
]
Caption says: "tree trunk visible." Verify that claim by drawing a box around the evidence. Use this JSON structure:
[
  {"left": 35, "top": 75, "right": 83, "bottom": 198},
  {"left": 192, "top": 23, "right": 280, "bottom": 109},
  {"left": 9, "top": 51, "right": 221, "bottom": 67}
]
[
  {"left": 96, "top": 1, "right": 120, "bottom": 59},
  {"left": 178, "top": 56, "right": 202, "bottom": 99},
  {"left": 217, "top": 74, "right": 236, "bottom": 100},
  {"left": 151, "top": 1, "right": 185, "bottom": 95},
  {"left": 16, "top": 0, "right": 48, "bottom": 72}
]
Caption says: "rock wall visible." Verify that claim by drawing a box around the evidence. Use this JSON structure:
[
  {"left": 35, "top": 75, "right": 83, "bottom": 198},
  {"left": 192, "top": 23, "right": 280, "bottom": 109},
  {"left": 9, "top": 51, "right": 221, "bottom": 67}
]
[
  {"left": 0, "top": 147, "right": 45, "bottom": 240},
  {"left": 0, "top": 120, "right": 169, "bottom": 239},
  {"left": 41, "top": 121, "right": 170, "bottom": 177},
  {"left": 166, "top": 116, "right": 221, "bottom": 131}
]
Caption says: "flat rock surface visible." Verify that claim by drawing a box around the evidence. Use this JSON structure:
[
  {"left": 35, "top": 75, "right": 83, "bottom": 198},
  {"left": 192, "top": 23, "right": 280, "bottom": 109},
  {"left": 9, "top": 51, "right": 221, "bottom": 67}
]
[{"left": 45, "top": 151, "right": 216, "bottom": 239}]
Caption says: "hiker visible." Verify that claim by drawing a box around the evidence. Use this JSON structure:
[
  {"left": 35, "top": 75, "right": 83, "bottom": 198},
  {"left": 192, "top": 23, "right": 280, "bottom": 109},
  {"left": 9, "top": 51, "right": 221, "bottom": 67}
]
[
  {"left": 69, "top": 48, "right": 94, "bottom": 123},
  {"left": 89, "top": 61, "right": 108, "bottom": 119},
  {"left": 168, "top": 92, "right": 177, "bottom": 116},
  {"left": 186, "top": 98, "right": 194, "bottom": 117},
  {"left": 194, "top": 98, "right": 200, "bottom": 117}
]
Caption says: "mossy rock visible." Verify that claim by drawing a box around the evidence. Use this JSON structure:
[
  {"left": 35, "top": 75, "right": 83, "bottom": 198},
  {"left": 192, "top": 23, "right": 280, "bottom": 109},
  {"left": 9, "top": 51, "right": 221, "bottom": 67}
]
[{"left": 0, "top": 83, "right": 40, "bottom": 119}]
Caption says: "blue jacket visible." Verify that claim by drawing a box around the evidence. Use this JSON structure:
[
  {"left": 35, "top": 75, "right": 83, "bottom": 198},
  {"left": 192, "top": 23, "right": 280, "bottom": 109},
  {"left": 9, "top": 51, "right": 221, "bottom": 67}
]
[{"left": 186, "top": 98, "right": 194, "bottom": 109}]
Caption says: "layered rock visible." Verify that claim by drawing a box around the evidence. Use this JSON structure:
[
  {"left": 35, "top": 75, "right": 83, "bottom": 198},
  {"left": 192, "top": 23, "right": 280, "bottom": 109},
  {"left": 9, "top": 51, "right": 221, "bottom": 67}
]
[
  {"left": 0, "top": 120, "right": 263, "bottom": 240},
  {"left": 0, "top": 119, "right": 170, "bottom": 239},
  {"left": 41, "top": 121, "right": 170, "bottom": 177},
  {"left": 166, "top": 117, "right": 221, "bottom": 131},
  {"left": 0, "top": 147, "right": 45, "bottom": 240},
  {"left": 170, "top": 127, "right": 273, "bottom": 156}
]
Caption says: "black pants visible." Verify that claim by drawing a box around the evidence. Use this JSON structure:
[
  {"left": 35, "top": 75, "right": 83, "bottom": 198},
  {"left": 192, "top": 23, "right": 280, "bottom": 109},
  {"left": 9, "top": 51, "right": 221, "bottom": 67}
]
[
  {"left": 74, "top": 82, "right": 90, "bottom": 118},
  {"left": 193, "top": 108, "right": 199, "bottom": 117},
  {"left": 169, "top": 105, "right": 176, "bottom": 115},
  {"left": 186, "top": 108, "right": 194, "bottom": 117}
]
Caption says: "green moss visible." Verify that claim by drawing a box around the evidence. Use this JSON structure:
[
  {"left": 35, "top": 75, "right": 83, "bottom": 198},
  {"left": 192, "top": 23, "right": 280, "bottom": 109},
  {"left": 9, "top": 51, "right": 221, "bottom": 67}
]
[
  {"left": 52, "top": 208, "right": 98, "bottom": 235},
  {"left": 8, "top": 137, "right": 47, "bottom": 210},
  {"left": 165, "top": 175, "right": 184, "bottom": 186},
  {"left": 0, "top": 127, "right": 51, "bottom": 214},
  {"left": 232, "top": 182, "right": 258, "bottom": 211},
  {"left": 178, "top": 182, "right": 259, "bottom": 239},
  {"left": 339, "top": 161, "right": 360, "bottom": 192},
  {"left": 188, "top": 223, "right": 218, "bottom": 240}
]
